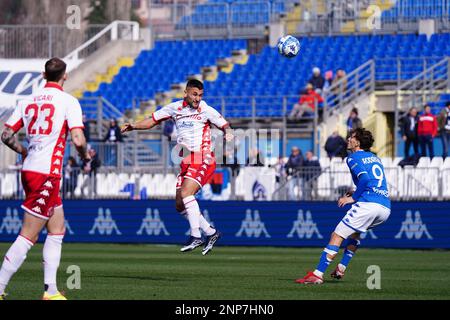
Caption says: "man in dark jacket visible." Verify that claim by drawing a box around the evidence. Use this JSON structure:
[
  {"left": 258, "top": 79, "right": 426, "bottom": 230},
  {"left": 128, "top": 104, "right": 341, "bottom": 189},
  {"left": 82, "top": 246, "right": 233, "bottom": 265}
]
[
  {"left": 401, "top": 107, "right": 419, "bottom": 158},
  {"left": 104, "top": 119, "right": 123, "bottom": 142},
  {"left": 302, "top": 151, "right": 322, "bottom": 200},
  {"left": 346, "top": 108, "right": 363, "bottom": 134},
  {"left": 285, "top": 147, "right": 303, "bottom": 200},
  {"left": 325, "top": 131, "right": 348, "bottom": 159},
  {"left": 437, "top": 101, "right": 450, "bottom": 159},
  {"left": 308, "top": 67, "right": 325, "bottom": 93}
]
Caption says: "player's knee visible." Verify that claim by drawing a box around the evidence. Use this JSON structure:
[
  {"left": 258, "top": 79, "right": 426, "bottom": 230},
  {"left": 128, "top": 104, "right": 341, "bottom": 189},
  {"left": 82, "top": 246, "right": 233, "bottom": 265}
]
[
  {"left": 180, "top": 188, "right": 195, "bottom": 199},
  {"left": 48, "top": 227, "right": 66, "bottom": 236}
]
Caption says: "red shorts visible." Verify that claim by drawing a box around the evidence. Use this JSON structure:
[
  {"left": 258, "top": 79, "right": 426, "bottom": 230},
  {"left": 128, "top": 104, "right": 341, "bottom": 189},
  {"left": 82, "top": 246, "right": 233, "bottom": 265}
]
[
  {"left": 176, "top": 152, "right": 216, "bottom": 189},
  {"left": 21, "top": 171, "right": 62, "bottom": 220}
]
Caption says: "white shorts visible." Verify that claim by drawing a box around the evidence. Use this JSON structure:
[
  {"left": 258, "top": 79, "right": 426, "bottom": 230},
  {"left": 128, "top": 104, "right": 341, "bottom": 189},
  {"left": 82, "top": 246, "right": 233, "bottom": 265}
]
[{"left": 334, "top": 202, "right": 391, "bottom": 239}]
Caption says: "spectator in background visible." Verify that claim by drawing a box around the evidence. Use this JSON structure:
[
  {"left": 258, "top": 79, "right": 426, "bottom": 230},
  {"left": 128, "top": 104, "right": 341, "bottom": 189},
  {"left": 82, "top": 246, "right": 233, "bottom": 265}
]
[
  {"left": 63, "top": 156, "right": 79, "bottom": 199},
  {"left": 289, "top": 83, "right": 324, "bottom": 120},
  {"left": 302, "top": 151, "right": 322, "bottom": 200},
  {"left": 308, "top": 67, "right": 325, "bottom": 94},
  {"left": 285, "top": 147, "right": 304, "bottom": 200},
  {"left": 80, "top": 148, "right": 102, "bottom": 197},
  {"left": 246, "top": 148, "right": 265, "bottom": 167},
  {"left": 438, "top": 101, "right": 450, "bottom": 159},
  {"left": 325, "top": 131, "right": 348, "bottom": 159},
  {"left": 274, "top": 156, "right": 286, "bottom": 190},
  {"left": 332, "top": 68, "right": 348, "bottom": 96},
  {"left": 346, "top": 108, "right": 363, "bottom": 134},
  {"left": 418, "top": 105, "right": 438, "bottom": 158},
  {"left": 322, "top": 70, "right": 334, "bottom": 94},
  {"left": 401, "top": 107, "right": 419, "bottom": 158},
  {"left": 83, "top": 114, "right": 90, "bottom": 143},
  {"left": 104, "top": 119, "right": 123, "bottom": 143}
]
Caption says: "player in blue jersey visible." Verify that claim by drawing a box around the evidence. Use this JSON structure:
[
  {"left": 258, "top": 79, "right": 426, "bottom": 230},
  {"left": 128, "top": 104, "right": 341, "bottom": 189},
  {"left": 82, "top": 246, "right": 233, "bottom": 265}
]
[{"left": 296, "top": 128, "right": 391, "bottom": 284}]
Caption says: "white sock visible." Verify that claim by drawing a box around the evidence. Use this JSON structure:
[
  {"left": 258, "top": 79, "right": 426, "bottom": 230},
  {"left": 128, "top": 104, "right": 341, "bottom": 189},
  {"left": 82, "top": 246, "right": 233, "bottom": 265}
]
[
  {"left": 43, "top": 234, "right": 64, "bottom": 295},
  {"left": 313, "top": 270, "right": 324, "bottom": 278},
  {"left": 183, "top": 196, "right": 201, "bottom": 238},
  {"left": 338, "top": 263, "right": 347, "bottom": 272},
  {"left": 199, "top": 215, "right": 216, "bottom": 236},
  {"left": 0, "top": 235, "right": 34, "bottom": 294}
]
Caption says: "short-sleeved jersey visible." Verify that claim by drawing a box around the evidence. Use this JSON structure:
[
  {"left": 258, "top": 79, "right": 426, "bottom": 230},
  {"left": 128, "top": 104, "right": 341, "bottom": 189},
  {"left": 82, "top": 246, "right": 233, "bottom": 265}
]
[
  {"left": 5, "top": 83, "right": 84, "bottom": 178},
  {"left": 346, "top": 150, "right": 391, "bottom": 209},
  {"left": 152, "top": 100, "right": 228, "bottom": 153}
]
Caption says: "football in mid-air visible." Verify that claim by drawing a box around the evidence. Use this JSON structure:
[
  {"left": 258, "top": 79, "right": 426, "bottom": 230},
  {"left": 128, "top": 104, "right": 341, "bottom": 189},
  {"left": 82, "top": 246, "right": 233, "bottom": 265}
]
[{"left": 277, "top": 35, "right": 300, "bottom": 58}]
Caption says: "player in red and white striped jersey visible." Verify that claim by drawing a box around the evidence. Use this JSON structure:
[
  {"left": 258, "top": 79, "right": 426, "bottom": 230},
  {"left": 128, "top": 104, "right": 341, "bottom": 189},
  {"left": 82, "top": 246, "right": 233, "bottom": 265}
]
[
  {"left": 0, "top": 58, "right": 90, "bottom": 300},
  {"left": 122, "top": 79, "right": 232, "bottom": 255}
]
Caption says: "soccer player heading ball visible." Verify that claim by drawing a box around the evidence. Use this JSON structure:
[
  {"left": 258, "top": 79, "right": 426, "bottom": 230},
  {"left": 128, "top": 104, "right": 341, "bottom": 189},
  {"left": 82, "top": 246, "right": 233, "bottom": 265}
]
[
  {"left": 0, "top": 58, "right": 90, "bottom": 300},
  {"left": 122, "top": 79, "right": 232, "bottom": 255},
  {"left": 296, "top": 128, "right": 391, "bottom": 284}
]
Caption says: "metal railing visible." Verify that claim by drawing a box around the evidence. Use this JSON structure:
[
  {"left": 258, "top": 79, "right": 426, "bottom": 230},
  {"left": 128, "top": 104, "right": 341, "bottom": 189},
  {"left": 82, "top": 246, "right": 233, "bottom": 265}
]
[
  {"left": 1, "top": 163, "right": 448, "bottom": 201},
  {"left": 322, "top": 59, "right": 375, "bottom": 120},
  {"left": 394, "top": 56, "right": 450, "bottom": 156},
  {"left": 286, "top": 0, "right": 450, "bottom": 36},
  {"left": 149, "top": 1, "right": 291, "bottom": 39},
  {"left": 0, "top": 24, "right": 106, "bottom": 59}
]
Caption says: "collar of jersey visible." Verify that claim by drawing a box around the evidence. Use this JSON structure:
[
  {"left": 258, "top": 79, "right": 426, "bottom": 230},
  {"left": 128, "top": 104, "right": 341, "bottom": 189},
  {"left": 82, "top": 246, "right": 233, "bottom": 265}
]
[{"left": 45, "top": 82, "right": 64, "bottom": 91}]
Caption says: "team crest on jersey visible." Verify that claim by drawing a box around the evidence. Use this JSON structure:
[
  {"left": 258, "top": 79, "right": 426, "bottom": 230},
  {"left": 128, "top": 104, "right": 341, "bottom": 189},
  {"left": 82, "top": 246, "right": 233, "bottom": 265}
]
[
  {"left": 395, "top": 210, "right": 433, "bottom": 240},
  {"left": 287, "top": 209, "right": 323, "bottom": 239},
  {"left": 136, "top": 208, "right": 170, "bottom": 236},
  {"left": 89, "top": 208, "right": 122, "bottom": 235},
  {"left": 0, "top": 207, "right": 22, "bottom": 235},
  {"left": 235, "top": 209, "right": 271, "bottom": 238}
]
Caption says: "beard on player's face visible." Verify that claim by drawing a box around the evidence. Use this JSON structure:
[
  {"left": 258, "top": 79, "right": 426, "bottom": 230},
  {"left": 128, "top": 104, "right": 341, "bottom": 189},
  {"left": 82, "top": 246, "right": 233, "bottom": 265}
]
[{"left": 185, "top": 88, "right": 203, "bottom": 109}]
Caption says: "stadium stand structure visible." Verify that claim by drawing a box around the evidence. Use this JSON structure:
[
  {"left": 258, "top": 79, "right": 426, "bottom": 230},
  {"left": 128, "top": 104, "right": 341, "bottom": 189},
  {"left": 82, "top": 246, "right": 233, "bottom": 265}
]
[
  {"left": 81, "top": 33, "right": 450, "bottom": 119},
  {"left": 176, "top": 0, "right": 288, "bottom": 28},
  {"left": 382, "top": 0, "right": 450, "bottom": 21}
]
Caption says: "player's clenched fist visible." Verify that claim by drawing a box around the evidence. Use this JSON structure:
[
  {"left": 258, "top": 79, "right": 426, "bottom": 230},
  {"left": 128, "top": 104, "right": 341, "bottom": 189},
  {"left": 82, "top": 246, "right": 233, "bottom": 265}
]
[{"left": 121, "top": 123, "right": 134, "bottom": 133}]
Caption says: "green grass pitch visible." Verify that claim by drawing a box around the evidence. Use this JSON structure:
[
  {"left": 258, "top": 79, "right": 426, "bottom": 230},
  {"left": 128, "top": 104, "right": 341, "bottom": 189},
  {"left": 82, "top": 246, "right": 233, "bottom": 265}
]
[{"left": 1, "top": 243, "right": 449, "bottom": 300}]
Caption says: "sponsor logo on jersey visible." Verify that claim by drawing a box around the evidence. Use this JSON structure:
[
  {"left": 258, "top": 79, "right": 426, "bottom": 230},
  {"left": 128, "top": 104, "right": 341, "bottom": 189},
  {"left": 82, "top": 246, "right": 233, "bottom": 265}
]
[
  {"left": 44, "top": 181, "right": 53, "bottom": 188},
  {"left": 0, "top": 207, "right": 22, "bottom": 235},
  {"left": 89, "top": 208, "right": 122, "bottom": 235},
  {"left": 36, "top": 198, "right": 46, "bottom": 205},
  {"left": 236, "top": 209, "right": 271, "bottom": 238},
  {"left": 137, "top": 208, "right": 170, "bottom": 236},
  {"left": 40, "top": 190, "right": 50, "bottom": 197},
  {"left": 32, "top": 206, "right": 42, "bottom": 213},
  {"left": 395, "top": 210, "right": 433, "bottom": 240},
  {"left": 287, "top": 209, "right": 323, "bottom": 239}
]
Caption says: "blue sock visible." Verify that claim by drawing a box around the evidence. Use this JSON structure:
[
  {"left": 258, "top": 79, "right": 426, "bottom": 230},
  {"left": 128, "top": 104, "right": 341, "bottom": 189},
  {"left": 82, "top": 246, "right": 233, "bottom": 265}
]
[
  {"left": 340, "top": 249, "right": 355, "bottom": 268},
  {"left": 315, "top": 245, "right": 339, "bottom": 276},
  {"left": 339, "top": 238, "right": 360, "bottom": 270}
]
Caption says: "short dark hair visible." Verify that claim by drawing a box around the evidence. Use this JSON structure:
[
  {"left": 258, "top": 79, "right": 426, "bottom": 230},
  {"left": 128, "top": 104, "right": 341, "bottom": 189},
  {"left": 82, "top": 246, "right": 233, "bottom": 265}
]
[
  {"left": 446, "top": 101, "right": 450, "bottom": 107},
  {"left": 351, "top": 107, "right": 359, "bottom": 115},
  {"left": 186, "top": 79, "right": 204, "bottom": 90},
  {"left": 350, "top": 128, "right": 374, "bottom": 151},
  {"left": 45, "top": 57, "right": 67, "bottom": 82}
]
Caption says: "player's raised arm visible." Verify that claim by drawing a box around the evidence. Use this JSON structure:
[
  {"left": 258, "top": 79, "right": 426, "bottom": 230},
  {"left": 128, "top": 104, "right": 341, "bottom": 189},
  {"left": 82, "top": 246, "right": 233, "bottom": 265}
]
[{"left": 121, "top": 117, "right": 159, "bottom": 133}]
